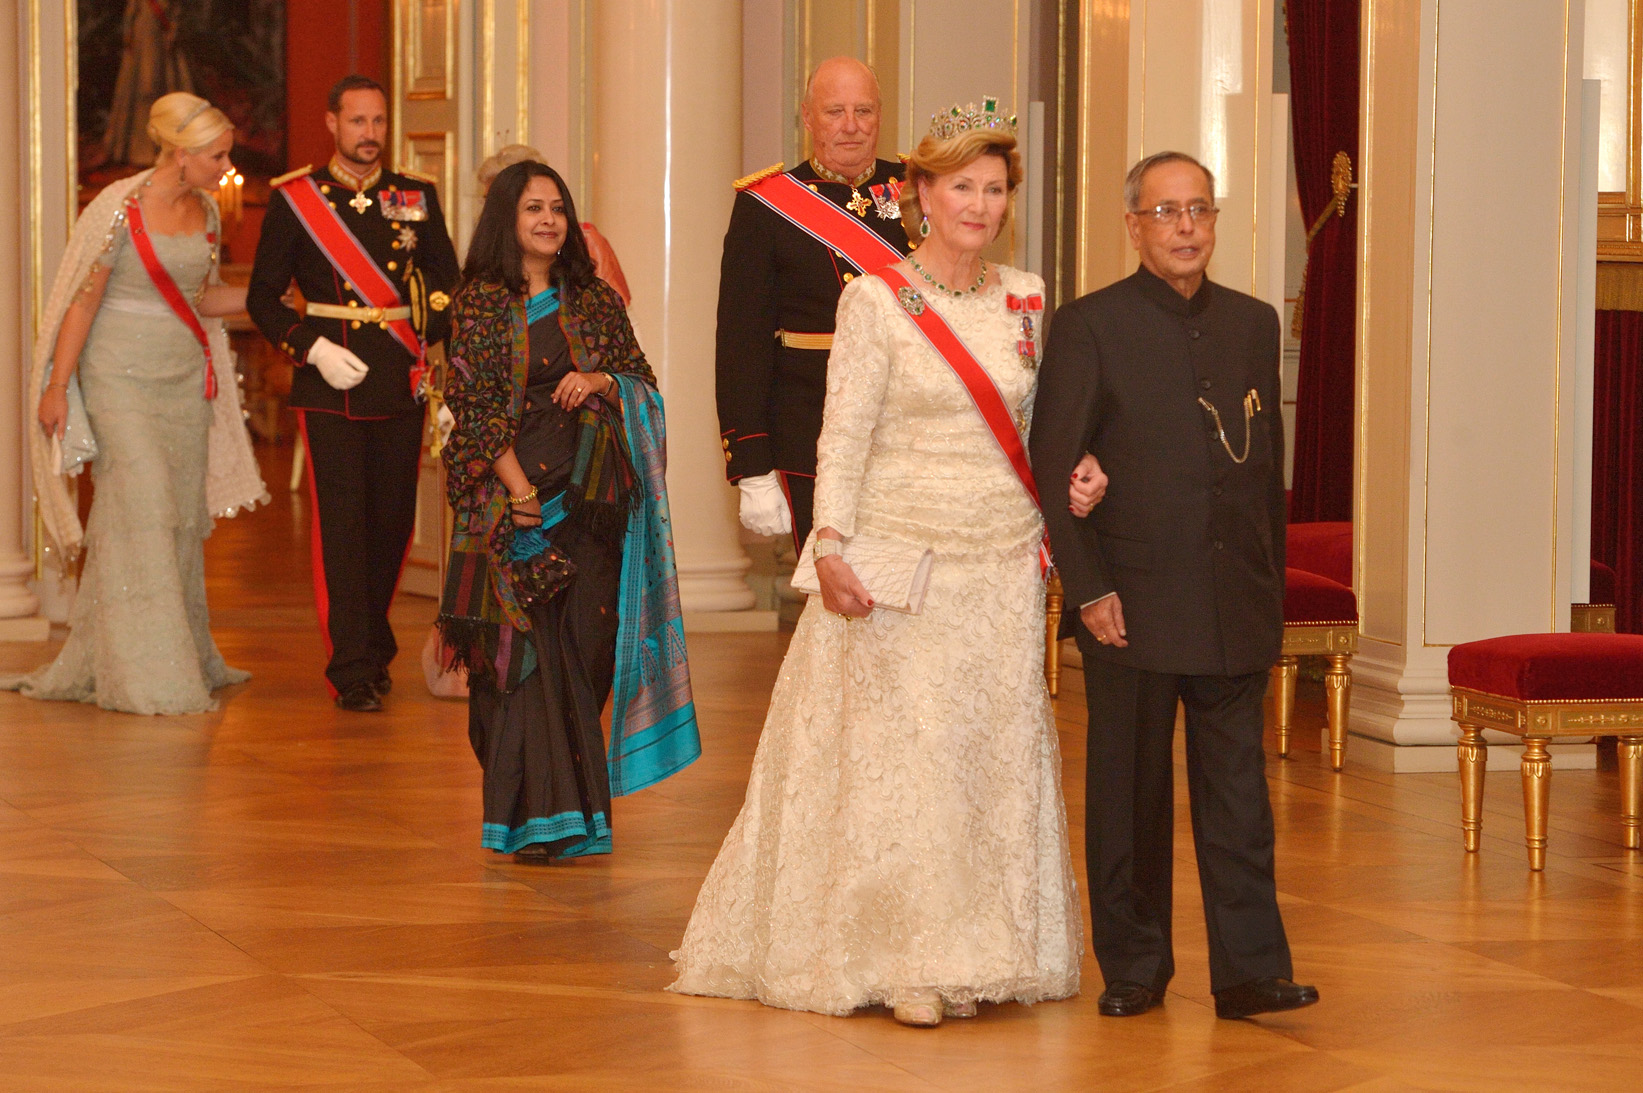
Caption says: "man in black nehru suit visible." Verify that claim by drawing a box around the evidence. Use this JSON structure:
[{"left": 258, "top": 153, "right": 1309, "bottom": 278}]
[
  {"left": 1031, "top": 151, "right": 1318, "bottom": 1021},
  {"left": 715, "top": 56, "right": 911, "bottom": 547},
  {"left": 249, "top": 75, "right": 459, "bottom": 711}
]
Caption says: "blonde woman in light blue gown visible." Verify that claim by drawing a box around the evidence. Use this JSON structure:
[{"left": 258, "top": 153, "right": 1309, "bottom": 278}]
[{"left": 6, "top": 92, "right": 267, "bottom": 715}]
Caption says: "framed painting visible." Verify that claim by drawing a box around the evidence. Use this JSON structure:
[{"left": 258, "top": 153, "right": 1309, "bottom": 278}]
[{"left": 77, "top": 0, "right": 287, "bottom": 196}]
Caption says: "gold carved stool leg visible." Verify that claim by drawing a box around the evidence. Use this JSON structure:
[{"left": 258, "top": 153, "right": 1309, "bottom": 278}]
[
  {"left": 1324, "top": 652, "right": 1352, "bottom": 771},
  {"left": 1618, "top": 735, "right": 1643, "bottom": 851},
  {"left": 1271, "top": 655, "right": 1298, "bottom": 758},
  {"left": 1521, "top": 737, "right": 1552, "bottom": 871},
  {"left": 1044, "top": 571, "right": 1065, "bottom": 698},
  {"left": 1458, "top": 723, "right": 1486, "bottom": 853}
]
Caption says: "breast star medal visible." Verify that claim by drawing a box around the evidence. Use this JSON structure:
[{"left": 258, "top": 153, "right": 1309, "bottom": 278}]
[
  {"left": 348, "top": 189, "right": 373, "bottom": 214},
  {"left": 397, "top": 224, "right": 418, "bottom": 251},
  {"left": 846, "top": 189, "right": 872, "bottom": 218}
]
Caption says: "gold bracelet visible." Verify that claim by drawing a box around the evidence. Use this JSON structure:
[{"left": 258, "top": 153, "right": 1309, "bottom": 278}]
[{"left": 508, "top": 485, "right": 539, "bottom": 505}]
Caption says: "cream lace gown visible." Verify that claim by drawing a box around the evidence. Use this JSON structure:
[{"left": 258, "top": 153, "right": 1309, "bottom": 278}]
[
  {"left": 669, "top": 267, "right": 1082, "bottom": 1015},
  {"left": 7, "top": 223, "right": 248, "bottom": 714}
]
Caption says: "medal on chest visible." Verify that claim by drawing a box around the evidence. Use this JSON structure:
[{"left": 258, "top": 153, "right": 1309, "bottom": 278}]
[
  {"left": 380, "top": 189, "right": 429, "bottom": 222},
  {"left": 1007, "top": 292, "right": 1045, "bottom": 369},
  {"left": 869, "top": 178, "right": 903, "bottom": 221},
  {"left": 348, "top": 190, "right": 372, "bottom": 214}
]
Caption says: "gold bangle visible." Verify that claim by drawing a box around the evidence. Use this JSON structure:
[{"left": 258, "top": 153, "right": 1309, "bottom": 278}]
[{"left": 508, "top": 485, "right": 539, "bottom": 505}]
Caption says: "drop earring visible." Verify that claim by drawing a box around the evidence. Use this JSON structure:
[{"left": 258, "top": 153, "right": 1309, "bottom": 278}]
[{"left": 919, "top": 215, "right": 930, "bottom": 238}]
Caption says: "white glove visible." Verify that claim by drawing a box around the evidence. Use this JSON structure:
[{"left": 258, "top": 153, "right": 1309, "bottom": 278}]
[
  {"left": 738, "top": 472, "right": 792, "bottom": 537},
  {"left": 307, "top": 336, "right": 369, "bottom": 391}
]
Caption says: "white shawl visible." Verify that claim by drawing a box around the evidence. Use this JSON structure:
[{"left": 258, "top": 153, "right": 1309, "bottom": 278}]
[{"left": 28, "top": 168, "right": 269, "bottom": 569}]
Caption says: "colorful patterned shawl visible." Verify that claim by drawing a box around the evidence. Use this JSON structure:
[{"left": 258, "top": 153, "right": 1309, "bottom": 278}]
[{"left": 439, "top": 277, "right": 700, "bottom": 796}]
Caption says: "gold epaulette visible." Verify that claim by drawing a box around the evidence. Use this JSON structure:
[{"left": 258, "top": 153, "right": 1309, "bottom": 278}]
[
  {"left": 269, "top": 164, "right": 315, "bottom": 188},
  {"left": 734, "top": 162, "right": 785, "bottom": 191},
  {"left": 399, "top": 167, "right": 439, "bottom": 186}
]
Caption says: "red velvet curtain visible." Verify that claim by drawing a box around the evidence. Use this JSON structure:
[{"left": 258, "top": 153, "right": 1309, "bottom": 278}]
[
  {"left": 1592, "top": 310, "right": 1643, "bottom": 633},
  {"left": 1285, "top": 0, "right": 1360, "bottom": 522}
]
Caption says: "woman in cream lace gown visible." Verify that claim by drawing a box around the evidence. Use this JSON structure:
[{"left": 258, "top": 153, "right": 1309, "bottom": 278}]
[
  {"left": 670, "top": 107, "right": 1081, "bottom": 1025},
  {"left": 6, "top": 93, "right": 266, "bottom": 715}
]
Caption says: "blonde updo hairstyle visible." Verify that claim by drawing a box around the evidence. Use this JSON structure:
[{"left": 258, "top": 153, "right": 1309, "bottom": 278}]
[
  {"left": 478, "top": 144, "right": 546, "bottom": 193},
  {"left": 898, "top": 126, "right": 1023, "bottom": 244},
  {"left": 148, "top": 92, "right": 234, "bottom": 166}
]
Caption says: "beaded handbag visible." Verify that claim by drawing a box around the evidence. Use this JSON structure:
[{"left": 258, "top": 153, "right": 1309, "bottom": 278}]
[{"left": 790, "top": 529, "right": 933, "bottom": 615}]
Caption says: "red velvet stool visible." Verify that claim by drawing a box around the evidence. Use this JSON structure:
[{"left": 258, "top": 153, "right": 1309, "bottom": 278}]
[
  {"left": 1448, "top": 633, "right": 1643, "bottom": 870},
  {"left": 1273, "top": 567, "right": 1359, "bottom": 770}
]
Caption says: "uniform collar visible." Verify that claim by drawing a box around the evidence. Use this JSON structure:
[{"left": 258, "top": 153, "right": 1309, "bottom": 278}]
[
  {"left": 808, "top": 157, "right": 875, "bottom": 188},
  {"left": 796, "top": 158, "right": 896, "bottom": 185},
  {"left": 1132, "top": 263, "right": 1213, "bottom": 317},
  {"left": 327, "top": 156, "right": 383, "bottom": 193}
]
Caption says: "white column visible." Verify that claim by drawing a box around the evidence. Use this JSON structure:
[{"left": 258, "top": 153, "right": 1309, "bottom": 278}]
[
  {"left": 1351, "top": 0, "right": 1584, "bottom": 770},
  {"left": 591, "top": 0, "right": 757, "bottom": 614},
  {"left": 0, "top": 16, "right": 48, "bottom": 639}
]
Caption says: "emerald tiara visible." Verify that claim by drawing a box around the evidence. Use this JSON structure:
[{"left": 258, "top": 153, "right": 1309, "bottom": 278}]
[{"left": 928, "top": 97, "right": 1017, "bottom": 140}]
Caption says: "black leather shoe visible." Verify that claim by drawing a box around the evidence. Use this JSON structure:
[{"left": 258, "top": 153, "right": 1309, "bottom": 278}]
[
  {"left": 1213, "top": 977, "right": 1319, "bottom": 1019},
  {"left": 371, "top": 670, "right": 392, "bottom": 697},
  {"left": 1098, "top": 981, "right": 1163, "bottom": 1017},
  {"left": 334, "top": 681, "right": 383, "bottom": 712}
]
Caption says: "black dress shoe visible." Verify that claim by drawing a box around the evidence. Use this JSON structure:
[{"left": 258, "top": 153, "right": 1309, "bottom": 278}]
[
  {"left": 371, "top": 670, "right": 392, "bottom": 697},
  {"left": 1098, "top": 981, "right": 1163, "bottom": 1017},
  {"left": 1213, "top": 977, "right": 1319, "bottom": 1019},
  {"left": 334, "top": 681, "right": 383, "bottom": 712}
]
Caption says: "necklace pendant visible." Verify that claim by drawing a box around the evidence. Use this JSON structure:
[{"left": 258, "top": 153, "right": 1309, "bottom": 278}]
[
  {"left": 348, "top": 190, "right": 373, "bottom": 214},
  {"left": 846, "top": 189, "right": 872, "bottom": 218}
]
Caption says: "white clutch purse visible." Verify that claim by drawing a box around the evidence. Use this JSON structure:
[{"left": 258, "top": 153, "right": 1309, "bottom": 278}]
[{"left": 790, "top": 529, "right": 934, "bottom": 615}]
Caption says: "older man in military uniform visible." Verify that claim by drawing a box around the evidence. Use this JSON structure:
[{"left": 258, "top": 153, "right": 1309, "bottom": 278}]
[
  {"left": 248, "top": 75, "right": 459, "bottom": 712},
  {"left": 715, "top": 56, "right": 911, "bottom": 547}
]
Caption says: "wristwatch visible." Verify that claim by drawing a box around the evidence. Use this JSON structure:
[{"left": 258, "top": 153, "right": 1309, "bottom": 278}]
[{"left": 813, "top": 537, "right": 844, "bottom": 560}]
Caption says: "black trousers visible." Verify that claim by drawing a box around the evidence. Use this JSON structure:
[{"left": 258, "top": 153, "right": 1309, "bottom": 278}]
[
  {"left": 300, "top": 409, "right": 424, "bottom": 694},
  {"left": 1076, "top": 632, "right": 1293, "bottom": 994},
  {"left": 777, "top": 471, "right": 816, "bottom": 553}
]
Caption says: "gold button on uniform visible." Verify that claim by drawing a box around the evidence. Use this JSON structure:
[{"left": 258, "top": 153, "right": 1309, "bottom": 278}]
[
  {"left": 351, "top": 320, "right": 362, "bottom": 329},
  {"left": 320, "top": 184, "right": 331, "bottom": 194},
  {"left": 387, "top": 261, "right": 397, "bottom": 271},
  {"left": 843, "top": 273, "right": 855, "bottom": 282}
]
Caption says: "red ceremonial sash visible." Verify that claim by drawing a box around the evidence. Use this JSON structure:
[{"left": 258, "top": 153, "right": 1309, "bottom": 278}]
[
  {"left": 874, "top": 267, "right": 1051, "bottom": 573},
  {"left": 124, "top": 197, "right": 217, "bottom": 400},
  {"left": 281, "top": 176, "right": 427, "bottom": 395},
  {"left": 745, "top": 172, "right": 904, "bottom": 274}
]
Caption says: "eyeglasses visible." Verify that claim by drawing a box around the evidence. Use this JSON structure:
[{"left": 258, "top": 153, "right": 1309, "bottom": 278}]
[{"left": 1135, "top": 202, "right": 1219, "bottom": 225}]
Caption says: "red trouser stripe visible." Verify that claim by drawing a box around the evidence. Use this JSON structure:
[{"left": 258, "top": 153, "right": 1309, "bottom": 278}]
[{"left": 296, "top": 411, "right": 337, "bottom": 697}]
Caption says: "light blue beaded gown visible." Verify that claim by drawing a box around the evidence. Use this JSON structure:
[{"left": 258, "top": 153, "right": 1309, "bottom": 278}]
[{"left": 6, "top": 221, "right": 249, "bottom": 714}]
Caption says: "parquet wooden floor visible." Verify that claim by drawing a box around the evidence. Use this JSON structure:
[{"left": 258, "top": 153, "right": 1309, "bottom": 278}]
[{"left": 1, "top": 445, "right": 1642, "bottom": 1090}]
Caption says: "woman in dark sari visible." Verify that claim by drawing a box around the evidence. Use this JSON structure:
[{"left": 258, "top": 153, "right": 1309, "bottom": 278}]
[{"left": 439, "top": 160, "right": 700, "bottom": 863}]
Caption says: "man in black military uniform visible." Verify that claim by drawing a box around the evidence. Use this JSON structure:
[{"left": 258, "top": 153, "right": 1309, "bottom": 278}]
[
  {"left": 715, "top": 56, "right": 910, "bottom": 548},
  {"left": 1031, "top": 152, "right": 1319, "bottom": 1022},
  {"left": 248, "top": 75, "right": 459, "bottom": 711}
]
